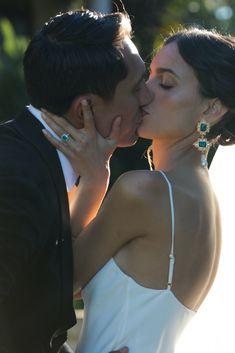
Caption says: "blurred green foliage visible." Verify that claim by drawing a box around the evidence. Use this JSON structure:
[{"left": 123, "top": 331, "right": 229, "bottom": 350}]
[
  {"left": 0, "top": 18, "right": 28, "bottom": 121},
  {"left": 118, "top": 0, "right": 235, "bottom": 63},
  {"left": 152, "top": 0, "right": 235, "bottom": 52}
]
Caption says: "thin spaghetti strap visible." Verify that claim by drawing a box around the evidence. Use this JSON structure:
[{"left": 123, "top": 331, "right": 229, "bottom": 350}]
[{"left": 158, "top": 171, "right": 175, "bottom": 290}]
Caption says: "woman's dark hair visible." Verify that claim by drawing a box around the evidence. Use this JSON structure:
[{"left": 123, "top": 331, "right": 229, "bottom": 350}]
[
  {"left": 164, "top": 28, "right": 235, "bottom": 146},
  {"left": 23, "top": 10, "right": 132, "bottom": 115}
]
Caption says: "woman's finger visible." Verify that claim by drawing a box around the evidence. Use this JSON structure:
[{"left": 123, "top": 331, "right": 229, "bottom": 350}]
[
  {"left": 107, "top": 116, "right": 122, "bottom": 145},
  {"left": 41, "top": 109, "right": 82, "bottom": 140},
  {"left": 42, "top": 129, "right": 77, "bottom": 159},
  {"left": 81, "top": 100, "right": 95, "bottom": 133}
]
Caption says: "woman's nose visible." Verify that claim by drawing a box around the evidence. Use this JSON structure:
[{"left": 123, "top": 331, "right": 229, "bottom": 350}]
[{"left": 143, "top": 83, "right": 154, "bottom": 105}]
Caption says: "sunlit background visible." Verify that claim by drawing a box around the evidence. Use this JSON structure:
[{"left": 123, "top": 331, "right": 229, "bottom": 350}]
[
  {"left": 0, "top": 1, "right": 235, "bottom": 352},
  {"left": 176, "top": 145, "right": 235, "bottom": 353}
]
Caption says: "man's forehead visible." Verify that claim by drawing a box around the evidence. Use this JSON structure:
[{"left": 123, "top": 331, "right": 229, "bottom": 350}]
[
  {"left": 121, "top": 38, "right": 145, "bottom": 72},
  {"left": 123, "top": 37, "right": 139, "bottom": 55},
  {"left": 117, "top": 37, "right": 145, "bottom": 85}
]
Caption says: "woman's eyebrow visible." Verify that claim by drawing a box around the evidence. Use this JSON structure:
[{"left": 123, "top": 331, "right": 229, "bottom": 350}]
[{"left": 156, "top": 67, "right": 179, "bottom": 79}]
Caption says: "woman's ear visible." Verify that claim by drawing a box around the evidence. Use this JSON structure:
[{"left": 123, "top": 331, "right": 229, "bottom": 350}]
[{"left": 203, "top": 98, "right": 228, "bottom": 126}]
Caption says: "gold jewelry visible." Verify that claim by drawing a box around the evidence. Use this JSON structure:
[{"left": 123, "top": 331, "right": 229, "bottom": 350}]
[{"left": 193, "top": 119, "right": 211, "bottom": 168}]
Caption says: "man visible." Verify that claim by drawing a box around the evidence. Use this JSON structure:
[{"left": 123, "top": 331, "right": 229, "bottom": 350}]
[{"left": 0, "top": 9, "right": 152, "bottom": 353}]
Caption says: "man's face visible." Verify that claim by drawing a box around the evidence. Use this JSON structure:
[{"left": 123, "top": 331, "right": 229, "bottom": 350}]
[{"left": 92, "top": 38, "right": 153, "bottom": 147}]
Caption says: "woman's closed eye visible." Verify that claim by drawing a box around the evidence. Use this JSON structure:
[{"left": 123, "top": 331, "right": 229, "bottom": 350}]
[
  {"left": 158, "top": 77, "right": 176, "bottom": 90},
  {"left": 159, "top": 83, "right": 174, "bottom": 90},
  {"left": 157, "top": 73, "right": 176, "bottom": 90}
]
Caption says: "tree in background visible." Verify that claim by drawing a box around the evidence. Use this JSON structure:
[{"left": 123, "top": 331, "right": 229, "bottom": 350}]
[
  {"left": 152, "top": 0, "right": 235, "bottom": 50},
  {"left": 0, "top": 18, "right": 28, "bottom": 121}
]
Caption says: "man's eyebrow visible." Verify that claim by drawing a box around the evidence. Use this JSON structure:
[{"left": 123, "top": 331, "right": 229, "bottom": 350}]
[{"left": 156, "top": 67, "right": 180, "bottom": 79}]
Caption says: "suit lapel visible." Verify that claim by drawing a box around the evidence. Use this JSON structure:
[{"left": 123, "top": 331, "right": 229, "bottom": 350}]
[{"left": 14, "top": 108, "right": 68, "bottom": 211}]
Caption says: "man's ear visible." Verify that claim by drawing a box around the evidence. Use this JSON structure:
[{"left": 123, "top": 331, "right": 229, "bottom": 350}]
[
  {"left": 66, "top": 96, "right": 92, "bottom": 129},
  {"left": 203, "top": 98, "right": 228, "bottom": 126}
]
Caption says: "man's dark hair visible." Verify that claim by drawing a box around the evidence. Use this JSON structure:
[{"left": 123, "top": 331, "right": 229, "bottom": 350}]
[{"left": 23, "top": 10, "right": 132, "bottom": 114}]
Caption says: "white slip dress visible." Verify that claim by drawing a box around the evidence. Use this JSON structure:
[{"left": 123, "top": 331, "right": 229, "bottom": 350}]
[{"left": 76, "top": 171, "right": 195, "bottom": 353}]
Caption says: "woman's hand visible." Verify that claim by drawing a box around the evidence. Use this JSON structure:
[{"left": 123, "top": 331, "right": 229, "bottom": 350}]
[{"left": 41, "top": 100, "right": 121, "bottom": 183}]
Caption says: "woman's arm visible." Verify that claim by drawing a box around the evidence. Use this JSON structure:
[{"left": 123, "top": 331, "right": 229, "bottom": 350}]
[
  {"left": 41, "top": 104, "right": 151, "bottom": 294},
  {"left": 69, "top": 170, "right": 109, "bottom": 236},
  {"left": 41, "top": 101, "right": 121, "bottom": 235},
  {"left": 72, "top": 171, "right": 148, "bottom": 292}
]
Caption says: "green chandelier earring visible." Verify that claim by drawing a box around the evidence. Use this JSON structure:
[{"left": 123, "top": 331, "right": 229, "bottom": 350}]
[{"left": 193, "top": 119, "right": 211, "bottom": 168}]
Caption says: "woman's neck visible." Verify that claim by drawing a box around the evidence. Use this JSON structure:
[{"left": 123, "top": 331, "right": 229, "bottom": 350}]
[{"left": 151, "top": 134, "right": 207, "bottom": 172}]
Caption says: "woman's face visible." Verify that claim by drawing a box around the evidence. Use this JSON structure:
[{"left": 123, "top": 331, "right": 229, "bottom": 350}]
[{"left": 138, "top": 42, "right": 207, "bottom": 142}]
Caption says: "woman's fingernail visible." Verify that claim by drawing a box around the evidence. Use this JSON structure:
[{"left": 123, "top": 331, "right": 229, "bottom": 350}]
[
  {"left": 41, "top": 112, "right": 47, "bottom": 119},
  {"left": 117, "top": 116, "right": 121, "bottom": 125},
  {"left": 82, "top": 99, "right": 88, "bottom": 106}
]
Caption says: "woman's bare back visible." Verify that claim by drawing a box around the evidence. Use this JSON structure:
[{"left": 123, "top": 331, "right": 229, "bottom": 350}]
[{"left": 114, "top": 168, "right": 221, "bottom": 311}]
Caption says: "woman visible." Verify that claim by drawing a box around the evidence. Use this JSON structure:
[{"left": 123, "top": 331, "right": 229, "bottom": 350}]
[{"left": 42, "top": 27, "right": 235, "bottom": 353}]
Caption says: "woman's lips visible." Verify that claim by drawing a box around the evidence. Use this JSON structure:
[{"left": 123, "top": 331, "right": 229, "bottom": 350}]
[{"left": 141, "top": 108, "right": 149, "bottom": 115}]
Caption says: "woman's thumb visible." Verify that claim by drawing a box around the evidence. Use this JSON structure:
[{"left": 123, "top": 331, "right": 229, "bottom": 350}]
[{"left": 108, "top": 116, "right": 122, "bottom": 144}]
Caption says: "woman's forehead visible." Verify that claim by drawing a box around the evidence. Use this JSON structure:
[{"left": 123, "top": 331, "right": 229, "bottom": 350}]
[
  {"left": 152, "top": 43, "right": 183, "bottom": 68},
  {"left": 151, "top": 42, "right": 196, "bottom": 81}
]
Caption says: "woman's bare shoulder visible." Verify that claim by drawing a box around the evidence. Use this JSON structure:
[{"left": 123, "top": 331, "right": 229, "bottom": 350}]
[{"left": 110, "top": 170, "right": 165, "bottom": 203}]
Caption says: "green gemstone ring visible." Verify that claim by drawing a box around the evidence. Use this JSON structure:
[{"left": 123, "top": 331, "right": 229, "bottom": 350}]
[{"left": 60, "top": 133, "right": 70, "bottom": 142}]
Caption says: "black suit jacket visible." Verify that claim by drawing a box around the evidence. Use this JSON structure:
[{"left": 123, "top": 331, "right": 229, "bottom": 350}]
[{"left": 0, "top": 109, "right": 76, "bottom": 353}]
